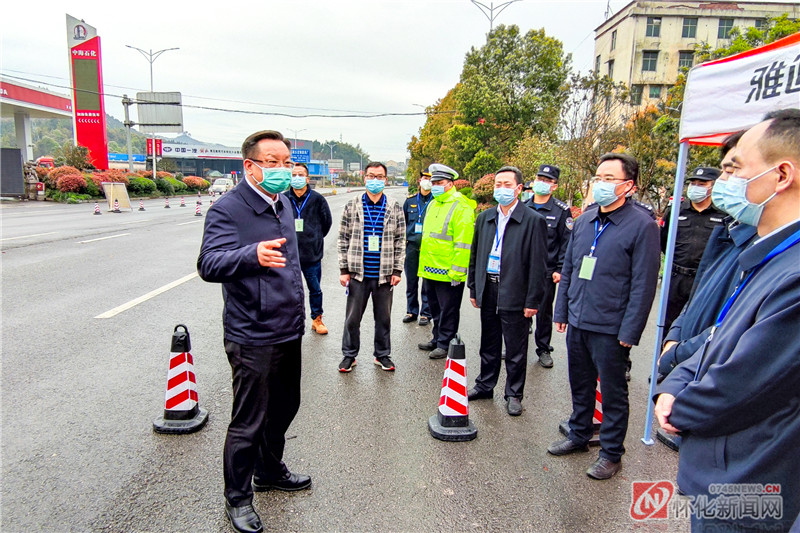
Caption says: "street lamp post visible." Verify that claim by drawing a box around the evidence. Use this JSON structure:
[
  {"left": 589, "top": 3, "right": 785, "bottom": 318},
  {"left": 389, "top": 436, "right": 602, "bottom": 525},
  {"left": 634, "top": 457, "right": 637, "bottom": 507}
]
[
  {"left": 126, "top": 45, "right": 179, "bottom": 180},
  {"left": 324, "top": 142, "right": 335, "bottom": 188},
  {"left": 470, "top": 0, "right": 522, "bottom": 34},
  {"left": 289, "top": 128, "right": 308, "bottom": 149}
]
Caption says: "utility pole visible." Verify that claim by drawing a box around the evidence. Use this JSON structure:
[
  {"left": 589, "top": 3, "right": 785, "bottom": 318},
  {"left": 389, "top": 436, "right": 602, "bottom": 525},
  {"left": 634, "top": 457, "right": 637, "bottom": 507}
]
[
  {"left": 470, "top": 0, "right": 522, "bottom": 35},
  {"left": 126, "top": 45, "right": 179, "bottom": 180},
  {"left": 122, "top": 94, "right": 134, "bottom": 173},
  {"left": 325, "top": 142, "right": 335, "bottom": 188},
  {"left": 289, "top": 128, "right": 307, "bottom": 149}
]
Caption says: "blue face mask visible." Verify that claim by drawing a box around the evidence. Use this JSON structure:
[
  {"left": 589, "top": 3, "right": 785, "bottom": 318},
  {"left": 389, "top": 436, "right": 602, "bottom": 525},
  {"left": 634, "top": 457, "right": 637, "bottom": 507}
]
[
  {"left": 532, "top": 180, "right": 553, "bottom": 196},
  {"left": 365, "top": 179, "right": 385, "bottom": 194},
  {"left": 711, "top": 179, "right": 728, "bottom": 212},
  {"left": 493, "top": 187, "right": 518, "bottom": 206},
  {"left": 431, "top": 184, "right": 447, "bottom": 198},
  {"left": 253, "top": 163, "right": 291, "bottom": 194},
  {"left": 593, "top": 180, "right": 625, "bottom": 207},
  {"left": 290, "top": 175, "right": 307, "bottom": 190},
  {"left": 686, "top": 184, "right": 710, "bottom": 203},
  {"left": 722, "top": 166, "right": 777, "bottom": 227}
]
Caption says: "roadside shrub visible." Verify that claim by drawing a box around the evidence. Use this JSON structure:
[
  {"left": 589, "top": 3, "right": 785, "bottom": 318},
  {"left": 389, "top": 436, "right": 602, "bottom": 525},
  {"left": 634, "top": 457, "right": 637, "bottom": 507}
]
[
  {"left": 35, "top": 166, "right": 49, "bottom": 180},
  {"left": 84, "top": 174, "right": 101, "bottom": 196},
  {"left": 155, "top": 178, "right": 175, "bottom": 196},
  {"left": 129, "top": 176, "right": 158, "bottom": 196},
  {"left": 458, "top": 187, "right": 472, "bottom": 198},
  {"left": 182, "top": 175, "right": 209, "bottom": 191},
  {"left": 47, "top": 166, "right": 81, "bottom": 189},
  {"left": 453, "top": 179, "right": 470, "bottom": 190},
  {"left": 471, "top": 174, "right": 495, "bottom": 203},
  {"left": 56, "top": 172, "right": 87, "bottom": 193},
  {"left": 156, "top": 171, "right": 174, "bottom": 180},
  {"left": 165, "top": 176, "right": 187, "bottom": 193},
  {"left": 476, "top": 202, "right": 494, "bottom": 213}
]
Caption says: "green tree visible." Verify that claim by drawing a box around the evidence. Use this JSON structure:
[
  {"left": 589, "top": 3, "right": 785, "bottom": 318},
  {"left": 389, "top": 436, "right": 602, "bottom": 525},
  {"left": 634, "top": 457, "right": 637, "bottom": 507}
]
[{"left": 57, "top": 142, "right": 93, "bottom": 170}]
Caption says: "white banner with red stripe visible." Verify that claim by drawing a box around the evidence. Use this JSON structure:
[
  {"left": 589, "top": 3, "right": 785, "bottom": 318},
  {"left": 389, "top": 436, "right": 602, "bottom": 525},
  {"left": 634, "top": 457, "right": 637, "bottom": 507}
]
[{"left": 680, "top": 32, "right": 800, "bottom": 145}]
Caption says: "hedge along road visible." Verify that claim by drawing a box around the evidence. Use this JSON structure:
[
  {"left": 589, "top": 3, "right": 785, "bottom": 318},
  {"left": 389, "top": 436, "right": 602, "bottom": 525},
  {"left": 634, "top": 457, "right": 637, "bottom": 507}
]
[{"left": 1, "top": 189, "right": 685, "bottom": 532}]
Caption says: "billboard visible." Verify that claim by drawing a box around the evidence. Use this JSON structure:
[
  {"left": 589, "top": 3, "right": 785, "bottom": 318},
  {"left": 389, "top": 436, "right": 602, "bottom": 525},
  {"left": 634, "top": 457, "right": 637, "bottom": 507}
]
[
  {"left": 291, "top": 149, "right": 311, "bottom": 163},
  {"left": 66, "top": 14, "right": 108, "bottom": 170},
  {"left": 329, "top": 158, "right": 344, "bottom": 170},
  {"left": 136, "top": 92, "right": 183, "bottom": 133}
]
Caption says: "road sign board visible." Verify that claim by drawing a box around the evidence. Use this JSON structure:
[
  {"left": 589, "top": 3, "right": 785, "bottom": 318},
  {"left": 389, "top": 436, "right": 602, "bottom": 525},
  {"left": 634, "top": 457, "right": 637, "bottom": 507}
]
[{"left": 291, "top": 149, "right": 311, "bottom": 163}]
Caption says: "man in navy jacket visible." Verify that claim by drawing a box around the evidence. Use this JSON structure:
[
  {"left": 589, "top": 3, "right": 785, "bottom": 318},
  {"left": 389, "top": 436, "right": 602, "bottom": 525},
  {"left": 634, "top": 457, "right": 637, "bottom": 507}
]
[
  {"left": 655, "top": 111, "right": 800, "bottom": 532},
  {"left": 466, "top": 166, "right": 548, "bottom": 416},
  {"left": 198, "top": 130, "right": 309, "bottom": 533},
  {"left": 549, "top": 153, "right": 660, "bottom": 480}
]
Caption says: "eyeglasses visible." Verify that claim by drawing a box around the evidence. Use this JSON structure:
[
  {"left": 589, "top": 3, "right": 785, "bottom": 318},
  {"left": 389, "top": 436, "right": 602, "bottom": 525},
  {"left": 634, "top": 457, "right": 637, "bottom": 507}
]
[
  {"left": 365, "top": 173, "right": 386, "bottom": 179},
  {"left": 249, "top": 158, "right": 294, "bottom": 169},
  {"left": 591, "top": 177, "right": 630, "bottom": 184}
]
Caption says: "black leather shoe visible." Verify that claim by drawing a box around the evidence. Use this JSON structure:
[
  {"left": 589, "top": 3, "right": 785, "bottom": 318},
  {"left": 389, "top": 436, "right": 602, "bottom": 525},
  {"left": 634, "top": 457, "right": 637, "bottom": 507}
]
[
  {"left": 547, "top": 438, "right": 589, "bottom": 456},
  {"left": 252, "top": 472, "right": 312, "bottom": 492},
  {"left": 467, "top": 388, "right": 493, "bottom": 401},
  {"left": 506, "top": 397, "right": 522, "bottom": 416},
  {"left": 225, "top": 501, "right": 263, "bottom": 533},
  {"left": 428, "top": 347, "right": 447, "bottom": 359},
  {"left": 418, "top": 341, "right": 435, "bottom": 351},
  {"left": 587, "top": 457, "right": 622, "bottom": 480},
  {"left": 538, "top": 352, "right": 554, "bottom": 368},
  {"left": 418, "top": 316, "right": 431, "bottom": 326},
  {"left": 402, "top": 313, "right": 417, "bottom": 323}
]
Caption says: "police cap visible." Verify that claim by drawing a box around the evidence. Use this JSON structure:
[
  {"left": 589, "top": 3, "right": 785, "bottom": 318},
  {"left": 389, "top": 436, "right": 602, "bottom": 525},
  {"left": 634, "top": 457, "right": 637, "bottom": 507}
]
[
  {"left": 537, "top": 164, "right": 560, "bottom": 181},
  {"left": 690, "top": 167, "right": 721, "bottom": 181},
  {"left": 428, "top": 163, "right": 459, "bottom": 181}
]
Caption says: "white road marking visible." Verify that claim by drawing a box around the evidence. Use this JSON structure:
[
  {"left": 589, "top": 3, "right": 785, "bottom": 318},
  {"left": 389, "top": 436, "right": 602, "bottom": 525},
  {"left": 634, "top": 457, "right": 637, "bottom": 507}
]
[
  {"left": 78, "top": 233, "right": 130, "bottom": 244},
  {"left": 177, "top": 220, "right": 204, "bottom": 226},
  {"left": 0, "top": 231, "right": 57, "bottom": 242},
  {"left": 95, "top": 272, "right": 199, "bottom": 319}
]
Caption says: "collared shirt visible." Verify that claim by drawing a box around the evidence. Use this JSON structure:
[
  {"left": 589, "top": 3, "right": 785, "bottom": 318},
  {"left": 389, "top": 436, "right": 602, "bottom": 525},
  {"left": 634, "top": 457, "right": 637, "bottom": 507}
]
[
  {"left": 493, "top": 201, "right": 518, "bottom": 273},
  {"left": 245, "top": 176, "right": 275, "bottom": 207}
]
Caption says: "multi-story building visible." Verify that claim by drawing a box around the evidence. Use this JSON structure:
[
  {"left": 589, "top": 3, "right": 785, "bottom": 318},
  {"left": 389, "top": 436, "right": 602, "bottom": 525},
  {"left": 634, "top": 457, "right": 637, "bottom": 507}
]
[{"left": 594, "top": 0, "right": 799, "bottom": 109}]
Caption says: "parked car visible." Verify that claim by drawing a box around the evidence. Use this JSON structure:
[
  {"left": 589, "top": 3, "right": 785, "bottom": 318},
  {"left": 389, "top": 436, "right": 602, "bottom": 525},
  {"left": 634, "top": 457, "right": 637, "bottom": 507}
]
[{"left": 210, "top": 178, "right": 234, "bottom": 194}]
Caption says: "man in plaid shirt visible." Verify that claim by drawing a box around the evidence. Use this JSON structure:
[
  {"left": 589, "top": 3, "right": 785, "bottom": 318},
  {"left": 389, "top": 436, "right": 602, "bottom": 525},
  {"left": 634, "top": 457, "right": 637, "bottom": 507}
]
[{"left": 337, "top": 162, "right": 406, "bottom": 372}]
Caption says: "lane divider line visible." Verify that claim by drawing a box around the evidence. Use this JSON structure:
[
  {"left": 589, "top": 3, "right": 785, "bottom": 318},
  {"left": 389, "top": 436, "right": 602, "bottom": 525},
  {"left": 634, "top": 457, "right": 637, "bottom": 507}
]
[
  {"left": 79, "top": 233, "right": 130, "bottom": 244},
  {"left": 0, "top": 231, "right": 57, "bottom": 242},
  {"left": 177, "top": 220, "right": 204, "bottom": 226},
  {"left": 95, "top": 272, "right": 199, "bottom": 319}
]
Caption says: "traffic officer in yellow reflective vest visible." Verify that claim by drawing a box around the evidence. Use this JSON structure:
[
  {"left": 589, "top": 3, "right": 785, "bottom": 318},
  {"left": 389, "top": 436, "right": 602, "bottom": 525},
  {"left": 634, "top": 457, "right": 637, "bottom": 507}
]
[{"left": 417, "top": 164, "right": 476, "bottom": 360}]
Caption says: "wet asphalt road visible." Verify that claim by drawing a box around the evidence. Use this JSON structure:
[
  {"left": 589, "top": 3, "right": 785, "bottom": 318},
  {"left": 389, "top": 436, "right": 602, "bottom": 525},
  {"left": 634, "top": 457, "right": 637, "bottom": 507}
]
[{"left": 1, "top": 189, "right": 687, "bottom": 532}]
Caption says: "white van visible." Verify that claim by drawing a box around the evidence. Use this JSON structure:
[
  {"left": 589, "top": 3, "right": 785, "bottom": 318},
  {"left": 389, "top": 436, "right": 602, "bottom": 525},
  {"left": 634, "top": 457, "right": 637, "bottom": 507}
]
[{"left": 210, "top": 178, "right": 235, "bottom": 194}]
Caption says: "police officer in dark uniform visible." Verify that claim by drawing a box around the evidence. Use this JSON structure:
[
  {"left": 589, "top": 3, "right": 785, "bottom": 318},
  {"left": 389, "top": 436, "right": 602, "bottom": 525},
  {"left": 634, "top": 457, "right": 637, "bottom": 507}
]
[
  {"left": 402, "top": 171, "right": 434, "bottom": 325},
  {"left": 660, "top": 166, "right": 724, "bottom": 331},
  {"left": 524, "top": 164, "right": 572, "bottom": 368}
]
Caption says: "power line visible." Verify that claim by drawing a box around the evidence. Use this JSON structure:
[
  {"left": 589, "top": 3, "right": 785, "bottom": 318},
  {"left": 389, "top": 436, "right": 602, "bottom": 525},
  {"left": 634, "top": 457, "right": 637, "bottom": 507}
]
[{"left": 1, "top": 70, "right": 456, "bottom": 118}]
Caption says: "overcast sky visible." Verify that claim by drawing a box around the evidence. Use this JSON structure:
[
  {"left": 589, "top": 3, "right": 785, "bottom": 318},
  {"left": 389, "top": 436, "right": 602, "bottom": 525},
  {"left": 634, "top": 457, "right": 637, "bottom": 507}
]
[{"left": 2, "top": 0, "right": 633, "bottom": 161}]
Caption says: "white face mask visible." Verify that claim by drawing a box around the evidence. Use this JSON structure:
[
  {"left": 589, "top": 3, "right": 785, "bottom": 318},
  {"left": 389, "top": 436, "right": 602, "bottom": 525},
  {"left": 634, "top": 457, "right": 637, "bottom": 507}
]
[{"left": 419, "top": 179, "right": 432, "bottom": 191}]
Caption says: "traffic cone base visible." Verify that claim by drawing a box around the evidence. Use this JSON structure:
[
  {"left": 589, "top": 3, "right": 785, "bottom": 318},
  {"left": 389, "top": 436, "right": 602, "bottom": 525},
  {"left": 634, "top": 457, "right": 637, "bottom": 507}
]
[
  {"left": 428, "top": 334, "right": 477, "bottom": 442},
  {"left": 558, "top": 378, "right": 602, "bottom": 446}
]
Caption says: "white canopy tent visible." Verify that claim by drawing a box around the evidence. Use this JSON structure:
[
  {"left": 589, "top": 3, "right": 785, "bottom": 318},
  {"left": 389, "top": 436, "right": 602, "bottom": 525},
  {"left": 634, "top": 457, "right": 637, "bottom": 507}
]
[{"left": 643, "top": 32, "right": 800, "bottom": 445}]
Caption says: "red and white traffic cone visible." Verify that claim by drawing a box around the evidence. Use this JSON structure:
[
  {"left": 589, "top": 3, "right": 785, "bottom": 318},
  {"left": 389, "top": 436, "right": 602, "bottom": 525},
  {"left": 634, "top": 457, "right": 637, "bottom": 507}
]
[
  {"left": 138, "top": 199, "right": 146, "bottom": 211},
  {"left": 93, "top": 202, "right": 101, "bottom": 215},
  {"left": 113, "top": 198, "right": 121, "bottom": 213},
  {"left": 153, "top": 325, "right": 208, "bottom": 434},
  {"left": 196, "top": 192, "right": 202, "bottom": 206},
  {"left": 164, "top": 197, "right": 171, "bottom": 209},
  {"left": 428, "top": 334, "right": 477, "bottom": 441},
  {"left": 180, "top": 197, "right": 186, "bottom": 207},
  {"left": 195, "top": 203, "right": 202, "bottom": 217},
  {"left": 559, "top": 378, "right": 602, "bottom": 446}
]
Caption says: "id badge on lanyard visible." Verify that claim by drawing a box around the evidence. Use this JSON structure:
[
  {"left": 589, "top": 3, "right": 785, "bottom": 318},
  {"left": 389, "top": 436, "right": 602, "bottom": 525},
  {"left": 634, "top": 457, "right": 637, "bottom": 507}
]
[
  {"left": 295, "top": 218, "right": 304, "bottom": 232},
  {"left": 414, "top": 222, "right": 423, "bottom": 234},
  {"left": 579, "top": 221, "right": 608, "bottom": 281},
  {"left": 488, "top": 216, "right": 502, "bottom": 274},
  {"left": 368, "top": 235, "right": 380, "bottom": 251}
]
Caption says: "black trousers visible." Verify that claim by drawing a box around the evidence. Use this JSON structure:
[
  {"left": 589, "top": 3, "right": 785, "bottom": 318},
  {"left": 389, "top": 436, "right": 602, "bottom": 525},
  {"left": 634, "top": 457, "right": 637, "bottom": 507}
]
[
  {"left": 342, "top": 277, "right": 393, "bottom": 358},
  {"left": 534, "top": 275, "right": 556, "bottom": 355},
  {"left": 473, "top": 278, "right": 532, "bottom": 399},
  {"left": 404, "top": 243, "right": 430, "bottom": 318},
  {"left": 423, "top": 278, "right": 465, "bottom": 350},
  {"left": 565, "top": 326, "right": 630, "bottom": 462},
  {"left": 223, "top": 338, "right": 302, "bottom": 506},
  {"left": 665, "top": 271, "right": 695, "bottom": 332}
]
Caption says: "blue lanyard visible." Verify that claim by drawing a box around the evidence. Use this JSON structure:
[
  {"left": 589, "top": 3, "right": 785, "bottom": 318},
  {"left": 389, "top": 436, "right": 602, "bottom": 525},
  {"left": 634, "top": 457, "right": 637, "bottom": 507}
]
[
  {"left": 590, "top": 220, "right": 609, "bottom": 257},
  {"left": 715, "top": 228, "right": 800, "bottom": 328},
  {"left": 292, "top": 194, "right": 310, "bottom": 218},
  {"left": 694, "top": 227, "right": 800, "bottom": 380},
  {"left": 364, "top": 194, "right": 386, "bottom": 234},
  {"left": 417, "top": 193, "right": 430, "bottom": 218},
  {"left": 493, "top": 213, "right": 505, "bottom": 252}
]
